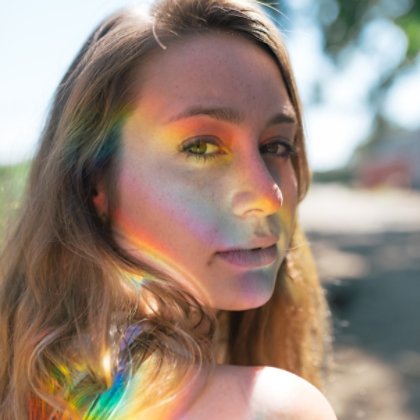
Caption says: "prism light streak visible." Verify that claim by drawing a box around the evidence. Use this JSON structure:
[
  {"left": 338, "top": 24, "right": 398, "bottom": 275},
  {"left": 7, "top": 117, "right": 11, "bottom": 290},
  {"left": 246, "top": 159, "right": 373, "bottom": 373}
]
[{"left": 29, "top": 326, "right": 148, "bottom": 419}]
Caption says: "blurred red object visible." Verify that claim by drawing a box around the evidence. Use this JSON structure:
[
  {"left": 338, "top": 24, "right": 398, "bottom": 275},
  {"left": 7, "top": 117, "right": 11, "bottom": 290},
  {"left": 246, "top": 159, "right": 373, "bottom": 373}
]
[{"left": 357, "top": 157, "right": 412, "bottom": 188}]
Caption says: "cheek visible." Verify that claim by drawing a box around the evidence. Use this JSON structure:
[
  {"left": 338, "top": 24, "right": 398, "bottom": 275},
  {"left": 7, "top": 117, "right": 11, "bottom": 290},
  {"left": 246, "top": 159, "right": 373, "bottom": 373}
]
[
  {"left": 271, "top": 160, "right": 298, "bottom": 211},
  {"left": 112, "top": 163, "right": 225, "bottom": 262}
]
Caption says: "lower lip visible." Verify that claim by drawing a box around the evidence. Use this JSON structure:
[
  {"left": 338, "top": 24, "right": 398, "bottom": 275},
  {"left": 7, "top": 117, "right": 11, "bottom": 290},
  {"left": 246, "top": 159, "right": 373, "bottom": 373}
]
[{"left": 216, "top": 245, "right": 278, "bottom": 268}]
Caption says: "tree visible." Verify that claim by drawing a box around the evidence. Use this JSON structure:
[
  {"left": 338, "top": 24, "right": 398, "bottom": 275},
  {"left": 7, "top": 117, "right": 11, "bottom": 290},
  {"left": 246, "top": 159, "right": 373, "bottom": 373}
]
[{"left": 262, "top": 0, "right": 420, "bottom": 162}]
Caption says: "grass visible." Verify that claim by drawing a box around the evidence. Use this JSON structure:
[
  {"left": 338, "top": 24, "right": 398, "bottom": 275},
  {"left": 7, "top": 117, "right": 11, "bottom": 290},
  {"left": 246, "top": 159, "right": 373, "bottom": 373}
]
[{"left": 0, "top": 161, "right": 30, "bottom": 241}]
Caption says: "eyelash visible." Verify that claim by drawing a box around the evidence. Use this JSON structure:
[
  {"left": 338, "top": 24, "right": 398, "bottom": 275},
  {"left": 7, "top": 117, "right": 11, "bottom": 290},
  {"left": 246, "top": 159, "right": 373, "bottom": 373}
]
[
  {"left": 260, "top": 139, "right": 297, "bottom": 159},
  {"left": 180, "top": 137, "right": 296, "bottom": 162},
  {"left": 180, "top": 136, "right": 224, "bottom": 161}
]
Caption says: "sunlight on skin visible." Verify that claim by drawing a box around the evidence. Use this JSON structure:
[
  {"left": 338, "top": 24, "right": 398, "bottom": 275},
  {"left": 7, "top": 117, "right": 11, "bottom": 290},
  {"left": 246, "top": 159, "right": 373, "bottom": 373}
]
[{"left": 107, "top": 33, "right": 299, "bottom": 312}]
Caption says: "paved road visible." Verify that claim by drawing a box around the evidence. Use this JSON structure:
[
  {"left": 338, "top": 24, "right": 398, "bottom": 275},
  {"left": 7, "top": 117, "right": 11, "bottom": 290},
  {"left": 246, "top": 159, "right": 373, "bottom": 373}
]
[{"left": 300, "top": 184, "right": 420, "bottom": 420}]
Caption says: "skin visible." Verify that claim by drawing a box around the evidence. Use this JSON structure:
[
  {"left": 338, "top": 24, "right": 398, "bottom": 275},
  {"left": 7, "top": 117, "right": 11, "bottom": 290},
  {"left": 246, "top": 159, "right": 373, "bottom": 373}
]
[
  {"left": 181, "top": 365, "right": 337, "bottom": 419},
  {"left": 94, "top": 32, "right": 337, "bottom": 419},
  {"left": 141, "top": 365, "right": 337, "bottom": 419},
  {"left": 100, "top": 32, "right": 298, "bottom": 311}
]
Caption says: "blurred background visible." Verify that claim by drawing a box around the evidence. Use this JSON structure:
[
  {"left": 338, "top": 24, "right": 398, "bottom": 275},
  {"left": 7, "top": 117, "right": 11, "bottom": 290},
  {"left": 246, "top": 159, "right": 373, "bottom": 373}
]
[{"left": 1, "top": 0, "right": 419, "bottom": 418}]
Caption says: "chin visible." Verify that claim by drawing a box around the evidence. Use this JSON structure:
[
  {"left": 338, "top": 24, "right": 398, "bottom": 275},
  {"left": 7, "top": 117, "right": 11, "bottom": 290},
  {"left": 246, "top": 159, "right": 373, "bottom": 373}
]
[
  {"left": 229, "top": 270, "right": 277, "bottom": 311},
  {"left": 234, "top": 294, "right": 273, "bottom": 311},
  {"left": 215, "top": 287, "right": 275, "bottom": 312}
]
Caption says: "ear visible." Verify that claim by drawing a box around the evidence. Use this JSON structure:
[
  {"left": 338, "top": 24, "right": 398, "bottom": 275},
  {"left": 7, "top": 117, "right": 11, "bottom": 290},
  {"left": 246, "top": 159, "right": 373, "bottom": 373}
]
[{"left": 92, "top": 179, "right": 108, "bottom": 217}]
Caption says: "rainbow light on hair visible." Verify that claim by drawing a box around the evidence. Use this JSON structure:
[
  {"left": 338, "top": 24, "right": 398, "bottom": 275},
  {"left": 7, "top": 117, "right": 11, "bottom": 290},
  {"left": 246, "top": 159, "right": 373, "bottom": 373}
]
[
  {"left": 28, "top": 326, "right": 147, "bottom": 419},
  {"left": 82, "top": 324, "right": 142, "bottom": 419},
  {"left": 83, "top": 370, "right": 127, "bottom": 419}
]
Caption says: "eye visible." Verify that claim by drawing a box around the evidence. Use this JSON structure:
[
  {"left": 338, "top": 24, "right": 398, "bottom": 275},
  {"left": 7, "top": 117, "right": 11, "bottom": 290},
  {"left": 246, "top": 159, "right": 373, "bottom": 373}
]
[
  {"left": 260, "top": 140, "right": 296, "bottom": 159},
  {"left": 180, "top": 136, "right": 224, "bottom": 161}
]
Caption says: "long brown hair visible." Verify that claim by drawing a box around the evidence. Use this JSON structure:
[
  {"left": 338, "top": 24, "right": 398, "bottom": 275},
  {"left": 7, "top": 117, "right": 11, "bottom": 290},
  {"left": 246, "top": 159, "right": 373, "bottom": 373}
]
[{"left": 0, "top": 0, "right": 329, "bottom": 418}]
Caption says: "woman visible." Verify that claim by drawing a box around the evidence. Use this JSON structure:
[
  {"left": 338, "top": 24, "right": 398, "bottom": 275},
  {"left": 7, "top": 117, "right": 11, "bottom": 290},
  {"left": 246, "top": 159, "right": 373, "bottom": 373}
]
[{"left": 0, "top": 0, "right": 335, "bottom": 418}]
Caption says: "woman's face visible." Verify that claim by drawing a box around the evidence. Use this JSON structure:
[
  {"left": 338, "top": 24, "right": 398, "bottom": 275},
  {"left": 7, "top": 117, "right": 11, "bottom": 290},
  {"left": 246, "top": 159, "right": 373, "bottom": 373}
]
[{"left": 109, "top": 33, "right": 298, "bottom": 310}]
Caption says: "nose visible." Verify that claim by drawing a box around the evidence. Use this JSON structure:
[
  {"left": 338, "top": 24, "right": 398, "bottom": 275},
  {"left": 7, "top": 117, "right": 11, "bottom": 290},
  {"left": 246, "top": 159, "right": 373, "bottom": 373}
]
[{"left": 230, "top": 154, "right": 283, "bottom": 218}]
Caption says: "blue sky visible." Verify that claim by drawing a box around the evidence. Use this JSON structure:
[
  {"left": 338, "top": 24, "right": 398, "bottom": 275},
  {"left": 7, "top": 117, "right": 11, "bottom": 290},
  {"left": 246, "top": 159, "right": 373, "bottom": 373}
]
[{"left": 1, "top": 0, "right": 419, "bottom": 170}]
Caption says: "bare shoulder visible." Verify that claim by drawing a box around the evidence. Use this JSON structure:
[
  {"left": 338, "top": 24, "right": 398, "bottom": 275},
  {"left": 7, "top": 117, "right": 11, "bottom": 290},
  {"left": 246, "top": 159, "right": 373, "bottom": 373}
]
[
  {"left": 181, "top": 365, "right": 337, "bottom": 420},
  {"left": 248, "top": 366, "right": 337, "bottom": 419}
]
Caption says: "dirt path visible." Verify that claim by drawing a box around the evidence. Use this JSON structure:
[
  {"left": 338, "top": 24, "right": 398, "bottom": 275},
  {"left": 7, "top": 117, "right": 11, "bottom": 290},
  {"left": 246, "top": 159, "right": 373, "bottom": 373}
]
[{"left": 300, "top": 184, "right": 420, "bottom": 420}]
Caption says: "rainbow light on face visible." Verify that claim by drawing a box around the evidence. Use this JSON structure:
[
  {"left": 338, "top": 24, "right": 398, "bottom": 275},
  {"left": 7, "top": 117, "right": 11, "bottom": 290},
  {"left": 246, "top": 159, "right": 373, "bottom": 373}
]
[
  {"left": 112, "top": 208, "right": 212, "bottom": 303},
  {"left": 113, "top": 105, "right": 278, "bottom": 305}
]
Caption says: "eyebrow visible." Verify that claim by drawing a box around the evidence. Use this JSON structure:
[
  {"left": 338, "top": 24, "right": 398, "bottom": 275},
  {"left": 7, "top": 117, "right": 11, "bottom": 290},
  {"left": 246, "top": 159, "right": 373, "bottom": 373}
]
[{"left": 164, "top": 106, "right": 297, "bottom": 126}]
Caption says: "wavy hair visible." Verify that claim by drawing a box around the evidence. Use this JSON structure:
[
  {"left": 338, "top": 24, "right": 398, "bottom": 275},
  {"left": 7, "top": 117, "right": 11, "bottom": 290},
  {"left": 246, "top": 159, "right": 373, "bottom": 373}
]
[{"left": 0, "top": 0, "right": 329, "bottom": 418}]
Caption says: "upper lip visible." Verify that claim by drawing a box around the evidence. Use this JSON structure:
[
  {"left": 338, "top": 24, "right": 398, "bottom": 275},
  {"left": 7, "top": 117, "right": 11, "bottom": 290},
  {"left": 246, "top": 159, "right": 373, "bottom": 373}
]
[{"left": 217, "top": 236, "right": 278, "bottom": 253}]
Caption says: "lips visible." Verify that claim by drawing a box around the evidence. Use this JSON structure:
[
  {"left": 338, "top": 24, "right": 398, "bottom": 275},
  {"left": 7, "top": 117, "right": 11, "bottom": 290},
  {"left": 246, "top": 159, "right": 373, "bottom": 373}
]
[{"left": 216, "top": 244, "right": 278, "bottom": 268}]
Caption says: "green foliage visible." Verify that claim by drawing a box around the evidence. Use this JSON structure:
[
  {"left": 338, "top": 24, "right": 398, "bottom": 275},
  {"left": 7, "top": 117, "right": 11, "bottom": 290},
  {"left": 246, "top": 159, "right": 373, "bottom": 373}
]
[
  {"left": 397, "top": 8, "right": 420, "bottom": 59},
  {"left": 0, "top": 162, "right": 30, "bottom": 241},
  {"left": 319, "top": 0, "right": 369, "bottom": 55},
  {"left": 318, "top": 0, "right": 420, "bottom": 61}
]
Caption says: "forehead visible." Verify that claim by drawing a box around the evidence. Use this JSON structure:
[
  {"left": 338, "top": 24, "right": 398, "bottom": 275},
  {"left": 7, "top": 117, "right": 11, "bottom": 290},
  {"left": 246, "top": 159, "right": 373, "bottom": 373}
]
[{"left": 132, "top": 32, "right": 294, "bottom": 123}]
